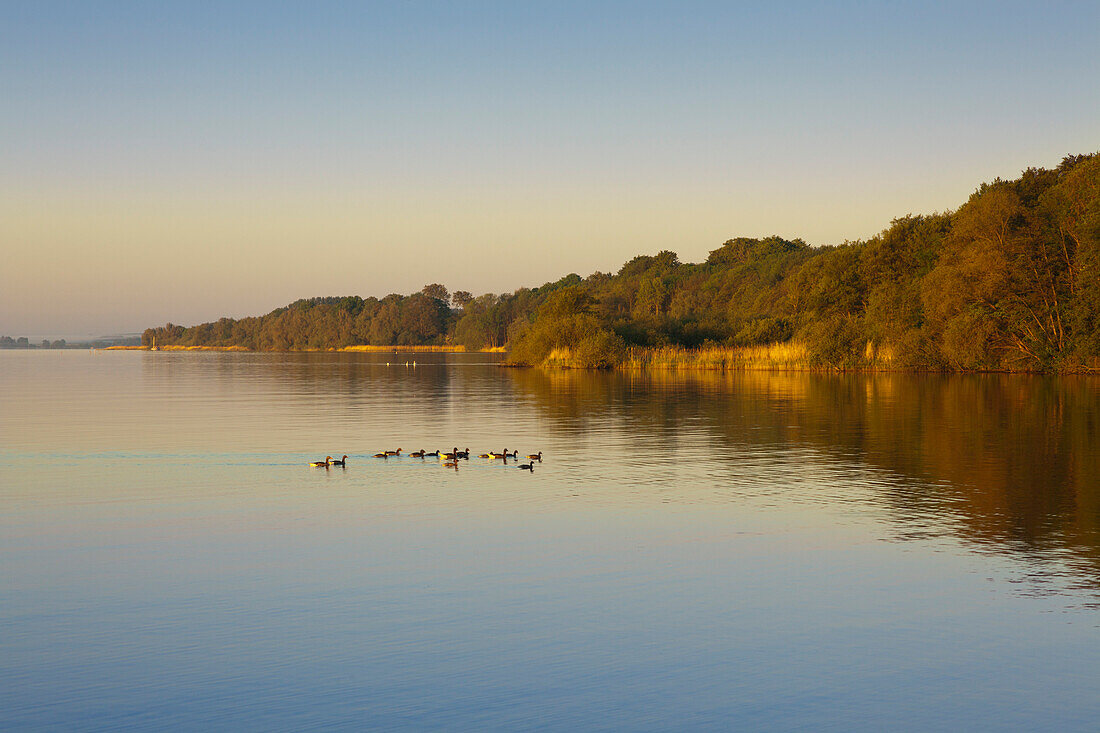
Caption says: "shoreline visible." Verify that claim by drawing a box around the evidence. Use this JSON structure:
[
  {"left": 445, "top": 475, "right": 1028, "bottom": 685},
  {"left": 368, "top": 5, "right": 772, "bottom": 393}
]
[
  {"left": 99, "top": 343, "right": 1097, "bottom": 374},
  {"left": 103, "top": 344, "right": 505, "bottom": 353}
]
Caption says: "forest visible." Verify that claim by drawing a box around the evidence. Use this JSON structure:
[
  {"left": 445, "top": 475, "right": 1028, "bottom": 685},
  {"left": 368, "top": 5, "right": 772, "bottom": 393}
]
[{"left": 144, "top": 154, "right": 1100, "bottom": 372}]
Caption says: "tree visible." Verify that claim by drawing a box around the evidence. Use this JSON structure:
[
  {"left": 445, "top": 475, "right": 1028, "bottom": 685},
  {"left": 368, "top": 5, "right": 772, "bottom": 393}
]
[{"left": 421, "top": 283, "right": 450, "bottom": 306}]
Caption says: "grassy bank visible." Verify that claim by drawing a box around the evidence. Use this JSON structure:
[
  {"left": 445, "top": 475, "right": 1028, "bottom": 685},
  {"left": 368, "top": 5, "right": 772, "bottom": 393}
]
[
  {"left": 341, "top": 344, "right": 507, "bottom": 353},
  {"left": 104, "top": 344, "right": 250, "bottom": 351},
  {"left": 530, "top": 341, "right": 910, "bottom": 371},
  {"left": 105, "top": 344, "right": 505, "bottom": 353},
  {"left": 529, "top": 342, "right": 1100, "bottom": 372}
]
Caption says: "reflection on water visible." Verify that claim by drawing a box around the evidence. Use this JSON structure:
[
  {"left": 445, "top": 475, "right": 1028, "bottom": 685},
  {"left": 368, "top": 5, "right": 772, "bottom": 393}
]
[
  {"left": 2, "top": 351, "right": 1099, "bottom": 729},
  {"left": 506, "top": 368, "right": 1100, "bottom": 573}
]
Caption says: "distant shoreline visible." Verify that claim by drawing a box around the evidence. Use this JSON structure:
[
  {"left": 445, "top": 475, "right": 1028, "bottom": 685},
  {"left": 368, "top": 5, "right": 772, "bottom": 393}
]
[{"left": 103, "top": 344, "right": 506, "bottom": 353}]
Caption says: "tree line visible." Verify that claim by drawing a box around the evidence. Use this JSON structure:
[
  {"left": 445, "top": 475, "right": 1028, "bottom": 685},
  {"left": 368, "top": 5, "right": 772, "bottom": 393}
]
[
  {"left": 1, "top": 337, "right": 67, "bottom": 348},
  {"left": 145, "top": 153, "right": 1100, "bottom": 371}
]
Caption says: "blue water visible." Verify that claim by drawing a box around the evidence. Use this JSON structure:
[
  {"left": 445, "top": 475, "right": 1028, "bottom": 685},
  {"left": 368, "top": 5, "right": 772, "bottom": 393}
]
[{"left": 1, "top": 351, "right": 1098, "bottom": 729}]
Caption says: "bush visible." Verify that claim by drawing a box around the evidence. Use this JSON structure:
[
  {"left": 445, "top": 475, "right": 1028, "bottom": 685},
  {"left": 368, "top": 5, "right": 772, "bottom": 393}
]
[{"left": 803, "top": 315, "right": 863, "bottom": 367}]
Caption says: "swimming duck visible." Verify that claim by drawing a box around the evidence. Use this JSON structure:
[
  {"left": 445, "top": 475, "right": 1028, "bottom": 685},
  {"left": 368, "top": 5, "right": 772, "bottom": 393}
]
[
  {"left": 518, "top": 462, "right": 535, "bottom": 471},
  {"left": 527, "top": 452, "right": 543, "bottom": 462},
  {"left": 331, "top": 455, "right": 348, "bottom": 466},
  {"left": 373, "top": 452, "right": 388, "bottom": 458},
  {"left": 310, "top": 456, "right": 332, "bottom": 467},
  {"left": 505, "top": 449, "right": 518, "bottom": 458},
  {"left": 456, "top": 448, "right": 470, "bottom": 459},
  {"left": 425, "top": 450, "right": 440, "bottom": 457},
  {"left": 385, "top": 448, "right": 402, "bottom": 456},
  {"left": 410, "top": 450, "right": 426, "bottom": 458}
]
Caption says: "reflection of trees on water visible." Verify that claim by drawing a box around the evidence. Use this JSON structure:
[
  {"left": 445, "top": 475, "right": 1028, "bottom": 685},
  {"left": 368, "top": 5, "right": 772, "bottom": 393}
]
[
  {"left": 507, "top": 368, "right": 1100, "bottom": 576},
  {"left": 137, "top": 351, "right": 508, "bottom": 446}
]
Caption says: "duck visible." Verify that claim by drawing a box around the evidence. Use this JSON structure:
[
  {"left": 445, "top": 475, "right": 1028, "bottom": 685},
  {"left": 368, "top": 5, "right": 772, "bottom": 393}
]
[
  {"left": 373, "top": 452, "right": 388, "bottom": 458},
  {"left": 518, "top": 462, "right": 535, "bottom": 471},
  {"left": 425, "top": 450, "right": 440, "bottom": 457},
  {"left": 488, "top": 450, "right": 508, "bottom": 460},
  {"left": 456, "top": 448, "right": 471, "bottom": 459},
  {"left": 505, "top": 449, "right": 518, "bottom": 458},
  {"left": 385, "top": 448, "right": 402, "bottom": 456},
  {"left": 410, "top": 449, "right": 426, "bottom": 458},
  {"left": 331, "top": 455, "right": 348, "bottom": 466},
  {"left": 526, "top": 452, "right": 543, "bottom": 462},
  {"left": 310, "top": 456, "right": 332, "bottom": 467},
  {"left": 478, "top": 452, "right": 493, "bottom": 459},
  {"left": 441, "top": 449, "right": 458, "bottom": 460}
]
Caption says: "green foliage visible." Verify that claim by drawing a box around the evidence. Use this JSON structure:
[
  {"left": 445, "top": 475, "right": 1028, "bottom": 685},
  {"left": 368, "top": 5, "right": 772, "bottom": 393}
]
[
  {"left": 508, "top": 311, "right": 625, "bottom": 368},
  {"left": 735, "top": 317, "right": 793, "bottom": 346},
  {"left": 421, "top": 283, "right": 450, "bottom": 305},
  {"left": 144, "top": 153, "right": 1100, "bottom": 371},
  {"left": 803, "top": 314, "right": 864, "bottom": 367}
]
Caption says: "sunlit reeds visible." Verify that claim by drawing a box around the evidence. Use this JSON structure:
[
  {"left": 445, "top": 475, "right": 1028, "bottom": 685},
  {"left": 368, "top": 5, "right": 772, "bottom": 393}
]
[
  {"left": 621, "top": 342, "right": 811, "bottom": 370},
  {"left": 340, "top": 345, "right": 469, "bottom": 352},
  {"left": 536, "top": 340, "right": 910, "bottom": 371}
]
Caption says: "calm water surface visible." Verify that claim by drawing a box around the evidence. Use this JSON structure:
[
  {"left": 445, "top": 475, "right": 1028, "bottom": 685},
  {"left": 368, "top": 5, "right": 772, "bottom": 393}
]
[{"left": 2, "top": 350, "right": 1099, "bottom": 730}]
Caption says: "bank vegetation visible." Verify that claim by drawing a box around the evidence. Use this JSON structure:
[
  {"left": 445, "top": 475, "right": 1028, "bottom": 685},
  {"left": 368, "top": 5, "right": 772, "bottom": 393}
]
[{"left": 145, "top": 154, "right": 1100, "bottom": 372}]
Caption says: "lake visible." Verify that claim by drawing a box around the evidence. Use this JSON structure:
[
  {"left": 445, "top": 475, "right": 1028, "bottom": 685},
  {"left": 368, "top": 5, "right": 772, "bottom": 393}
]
[{"left": 2, "top": 350, "right": 1099, "bottom": 730}]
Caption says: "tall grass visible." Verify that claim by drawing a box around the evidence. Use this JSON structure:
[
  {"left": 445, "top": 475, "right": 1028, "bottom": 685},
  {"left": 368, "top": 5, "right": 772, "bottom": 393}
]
[
  {"left": 340, "top": 344, "right": 470, "bottom": 353},
  {"left": 540, "top": 340, "right": 905, "bottom": 371},
  {"left": 105, "top": 344, "right": 251, "bottom": 351},
  {"left": 621, "top": 342, "right": 812, "bottom": 370}
]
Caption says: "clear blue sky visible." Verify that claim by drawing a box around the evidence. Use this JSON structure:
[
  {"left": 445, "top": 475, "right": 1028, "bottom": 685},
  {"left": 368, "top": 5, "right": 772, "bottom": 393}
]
[{"left": 2, "top": 1, "right": 1097, "bottom": 337}]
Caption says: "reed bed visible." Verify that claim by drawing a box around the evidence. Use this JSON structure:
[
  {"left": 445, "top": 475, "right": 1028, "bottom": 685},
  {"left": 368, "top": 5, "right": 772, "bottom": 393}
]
[
  {"left": 538, "top": 340, "right": 906, "bottom": 371},
  {"left": 105, "top": 344, "right": 250, "bottom": 351},
  {"left": 340, "top": 344, "right": 469, "bottom": 353},
  {"left": 543, "top": 347, "right": 589, "bottom": 368},
  {"left": 621, "top": 342, "right": 812, "bottom": 371},
  {"left": 112, "top": 344, "right": 507, "bottom": 353}
]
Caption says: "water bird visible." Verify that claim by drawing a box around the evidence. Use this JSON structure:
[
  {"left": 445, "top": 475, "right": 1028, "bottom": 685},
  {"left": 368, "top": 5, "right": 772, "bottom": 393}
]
[
  {"left": 331, "top": 455, "right": 348, "bottom": 466},
  {"left": 385, "top": 448, "right": 402, "bottom": 456},
  {"left": 505, "top": 449, "right": 518, "bottom": 458},
  {"left": 518, "top": 463, "right": 535, "bottom": 471},
  {"left": 527, "top": 452, "right": 543, "bottom": 462},
  {"left": 425, "top": 450, "right": 440, "bottom": 457},
  {"left": 478, "top": 452, "right": 492, "bottom": 459},
  {"left": 456, "top": 448, "right": 470, "bottom": 459},
  {"left": 310, "top": 456, "right": 332, "bottom": 467},
  {"left": 373, "top": 452, "right": 388, "bottom": 458},
  {"left": 410, "top": 450, "right": 426, "bottom": 458}
]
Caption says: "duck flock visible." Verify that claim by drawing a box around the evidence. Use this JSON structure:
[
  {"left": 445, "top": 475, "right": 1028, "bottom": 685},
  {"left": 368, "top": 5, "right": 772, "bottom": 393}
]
[{"left": 310, "top": 449, "right": 543, "bottom": 471}]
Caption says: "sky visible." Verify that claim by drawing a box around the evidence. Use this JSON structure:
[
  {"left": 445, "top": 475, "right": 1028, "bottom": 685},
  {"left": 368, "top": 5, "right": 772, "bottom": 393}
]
[{"left": 1, "top": 1, "right": 1098, "bottom": 338}]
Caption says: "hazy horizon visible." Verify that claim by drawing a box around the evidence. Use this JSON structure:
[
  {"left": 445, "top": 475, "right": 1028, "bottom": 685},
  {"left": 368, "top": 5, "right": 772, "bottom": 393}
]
[{"left": 3, "top": 1, "right": 1098, "bottom": 336}]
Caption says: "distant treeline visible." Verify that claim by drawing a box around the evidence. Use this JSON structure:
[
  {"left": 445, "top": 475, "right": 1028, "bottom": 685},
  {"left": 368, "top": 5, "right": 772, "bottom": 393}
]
[
  {"left": 1, "top": 336, "right": 68, "bottom": 349},
  {"left": 1, "top": 336, "right": 141, "bottom": 349},
  {"left": 145, "top": 153, "right": 1100, "bottom": 372}
]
